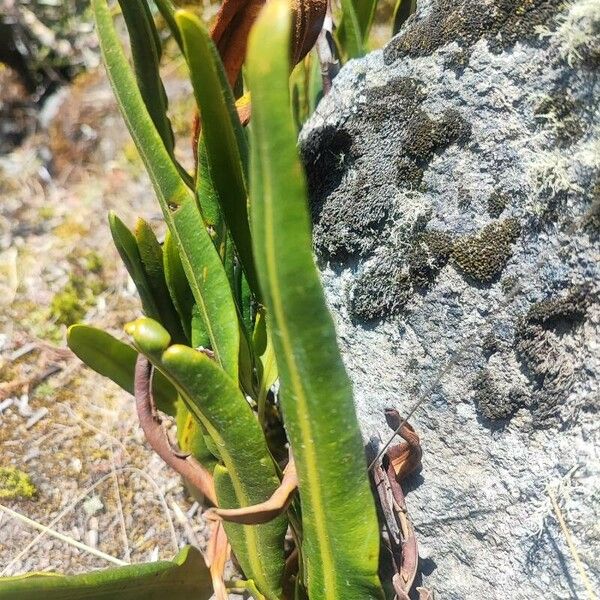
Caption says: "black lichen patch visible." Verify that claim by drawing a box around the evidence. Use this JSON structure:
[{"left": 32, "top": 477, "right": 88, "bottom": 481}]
[
  {"left": 515, "top": 288, "right": 590, "bottom": 423},
  {"left": 521, "top": 288, "right": 588, "bottom": 334},
  {"left": 350, "top": 227, "right": 453, "bottom": 321},
  {"left": 457, "top": 187, "right": 473, "bottom": 210},
  {"left": 583, "top": 180, "right": 600, "bottom": 234},
  {"left": 444, "top": 48, "right": 472, "bottom": 73},
  {"left": 473, "top": 369, "right": 526, "bottom": 421},
  {"left": 384, "top": 0, "right": 564, "bottom": 64},
  {"left": 302, "top": 125, "right": 354, "bottom": 212},
  {"left": 534, "top": 94, "right": 585, "bottom": 146},
  {"left": 302, "top": 126, "right": 387, "bottom": 260},
  {"left": 302, "top": 78, "right": 433, "bottom": 262},
  {"left": 350, "top": 259, "right": 413, "bottom": 321},
  {"left": 396, "top": 109, "right": 471, "bottom": 190},
  {"left": 396, "top": 157, "right": 424, "bottom": 188},
  {"left": 487, "top": 190, "right": 509, "bottom": 218},
  {"left": 403, "top": 109, "right": 471, "bottom": 160},
  {"left": 482, "top": 332, "right": 500, "bottom": 357},
  {"left": 363, "top": 77, "right": 427, "bottom": 125},
  {"left": 451, "top": 218, "right": 521, "bottom": 283},
  {"left": 407, "top": 230, "right": 454, "bottom": 287}
]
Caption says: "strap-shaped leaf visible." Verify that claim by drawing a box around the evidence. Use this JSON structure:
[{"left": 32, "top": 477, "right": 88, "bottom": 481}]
[
  {"left": 161, "top": 346, "right": 286, "bottom": 600},
  {"left": 337, "top": 0, "right": 364, "bottom": 59},
  {"left": 175, "top": 11, "right": 260, "bottom": 300},
  {"left": 153, "top": 0, "right": 184, "bottom": 50},
  {"left": 247, "top": 2, "right": 384, "bottom": 598},
  {"left": 117, "top": 0, "right": 175, "bottom": 156},
  {"left": 67, "top": 324, "right": 176, "bottom": 415},
  {"left": 175, "top": 401, "right": 219, "bottom": 473},
  {"left": 126, "top": 318, "right": 285, "bottom": 600},
  {"left": 0, "top": 546, "right": 211, "bottom": 600},
  {"left": 109, "top": 213, "right": 185, "bottom": 343},
  {"left": 392, "top": 0, "right": 417, "bottom": 35},
  {"left": 109, "top": 212, "right": 160, "bottom": 319},
  {"left": 93, "top": 0, "right": 239, "bottom": 380},
  {"left": 135, "top": 218, "right": 187, "bottom": 343},
  {"left": 163, "top": 230, "right": 208, "bottom": 346}
]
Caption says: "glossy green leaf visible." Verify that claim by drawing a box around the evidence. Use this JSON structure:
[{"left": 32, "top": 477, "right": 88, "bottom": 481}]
[
  {"left": 126, "top": 318, "right": 285, "bottom": 600},
  {"left": 175, "top": 10, "right": 260, "bottom": 300},
  {"left": 174, "top": 397, "right": 219, "bottom": 472},
  {"left": 253, "top": 308, "right": 278, "bottom": 425},
  {"left": 134, "top": 218, "right": 187, "bottom": 343},
  {"left": 247, "top": 2, "right": 383, "bottom": 599},
  {"left": 67, "top": 325, "right": 177, "bottom": 415},
  {"left": 109, "top": 211, "right": 160, "bottom": 320},
  {"left": 336, "top": 0, "right": 365, "bottom": 58},
  {"left": 153, "top": 0, "right": 184, "bottom": 51},
  {"left": 392, "top": 0, "right": 417, "bottom": 35},
  {"left": 0, "top": 546, "right": 211, "bottom": 600},
  {"left": 162, "top": 229, "right": 191, "bottom": 341},
  {"left": 93, "top": 0, "right": 239, "bottom": 380},
  {"left": 117, "top": 0, "right": 174, "bottom": 155}
]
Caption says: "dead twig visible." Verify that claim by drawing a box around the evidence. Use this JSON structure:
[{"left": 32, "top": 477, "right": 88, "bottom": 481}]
[{"left": 547, "top": 487, "right": 596, "bottom": 599}]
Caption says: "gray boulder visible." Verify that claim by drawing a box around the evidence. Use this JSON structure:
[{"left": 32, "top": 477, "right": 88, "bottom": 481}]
[{"left": 300, "top": 0, "right": 600, "bottom": 597}]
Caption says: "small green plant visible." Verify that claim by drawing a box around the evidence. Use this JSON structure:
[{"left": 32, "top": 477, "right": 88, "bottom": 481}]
[{"left": 0, "top": 1, "right": 420, "bottom": 599}]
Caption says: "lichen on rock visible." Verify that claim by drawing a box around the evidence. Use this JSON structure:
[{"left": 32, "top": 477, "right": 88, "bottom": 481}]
[
  {"left": 451, "top": 218, "right": 521, "bottom": 283},
  {"left": 300, "top": 0, "right": 600, "bottom": 596}
]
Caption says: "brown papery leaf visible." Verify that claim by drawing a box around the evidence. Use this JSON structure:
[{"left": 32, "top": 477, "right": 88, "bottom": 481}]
[
  {"left": 208, "top": 455, "right": 298, "bottom": 525},
  {"left": 206, "top": 519, "right": 230, "bottom": 600},
  {"left": 212, "top": 0, "right": 327, "bottom": 87}
]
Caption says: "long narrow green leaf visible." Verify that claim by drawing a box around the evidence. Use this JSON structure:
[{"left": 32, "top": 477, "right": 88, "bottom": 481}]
[
  {"left": 117, "top": 0, "right": 174, "bottom": 154},
  {"left": 0, "top": 546, "right": 211, "bottom": 600},
  {"left": 337, "top": 0, "right": 377, "bottom": 57},
  {"left": 174, "top": 397, "right": 219, "bottom": 472},
  {"left": 67, "top": 325, "right": 177, "bottom": 415},
  {"left": 126, "top": 318, "right": 286, "bottom": 600},
  {"left": 161, "top": 345, "right": 286, "bottom": 600},
  {"left": 163, "top": 230, "right": 207, "bottom": 346},
  {"left": 153, "top": 0, "right": 184, "bottom": 50},
  {"left": 134, "top": 218, "right": 186, "bottom": 343},
  {"left": 337, "top": 0, "right": 365, "bottom": 58},
  {"left": 247, "top": 2, "right": 383, "bottom": 599},
  {"left": 175, "top": 10, "right": 260, "bottom": 300},
  {"left": 93, "top": 0, "right": 239, "bottom": 380},
  {"left": 109, "top": 212, "right": 160, "bottom": 319},
  {"left": 392, "top": 0, "right": 417, "bottom": 35}
]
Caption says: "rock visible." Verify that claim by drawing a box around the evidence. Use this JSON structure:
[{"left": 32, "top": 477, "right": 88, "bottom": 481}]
[{"left": 300, "top": 0, "right": 600, "bottom": 597}]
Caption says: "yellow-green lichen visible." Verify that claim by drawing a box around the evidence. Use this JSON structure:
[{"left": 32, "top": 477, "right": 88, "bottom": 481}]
[
  {"left": 0, "top": 467, "right": 37, "bottom": 500},
  {"left": 451, "top": 218, "right": 521, "bottom": 283}
]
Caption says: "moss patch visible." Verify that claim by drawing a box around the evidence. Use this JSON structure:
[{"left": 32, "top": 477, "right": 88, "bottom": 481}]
[
  {"left": 515, "top": 288, "right": 590, "bottom": 423},
  {"left": 0, "top": 466, "right": 37, "bottom": 500},
  {"left": 384, "top": 0, "right": 564, "bottom": 64},
  {"left": 451, "top": 218, "right": 521, "bottom": 283},
  {"left": 487, "top": 190, "right": 509, "bottom": 218},
  {"left": 397, "top": 109, "right": 472, "bottom": 190},
  {"left": 473, "top": 370, "right": 525, "bottom": 421},
  {"left": 49, "top": 253, "right": 107, "bottom": 327}
]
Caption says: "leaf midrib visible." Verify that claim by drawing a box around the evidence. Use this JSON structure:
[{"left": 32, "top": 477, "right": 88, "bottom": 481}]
[{"left": 260, "top": 159, "right": 337, "bottom": 598}]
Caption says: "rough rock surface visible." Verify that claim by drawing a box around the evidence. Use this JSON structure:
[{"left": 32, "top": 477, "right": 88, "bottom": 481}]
[{"left": 300, "top": 0, "right": 600, "bottom": 597}]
